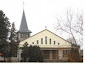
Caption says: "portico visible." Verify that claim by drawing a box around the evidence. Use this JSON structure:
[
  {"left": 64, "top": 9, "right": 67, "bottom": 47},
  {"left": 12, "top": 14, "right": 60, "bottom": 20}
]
[{"left": 41, "top": 48, "right": 71, "bottom": 61}]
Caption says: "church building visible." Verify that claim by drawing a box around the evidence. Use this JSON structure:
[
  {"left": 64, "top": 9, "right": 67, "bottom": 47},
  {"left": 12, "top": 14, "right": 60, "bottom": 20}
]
[{"left": 17, "top": 10, "right": 74, "bottom": 62}]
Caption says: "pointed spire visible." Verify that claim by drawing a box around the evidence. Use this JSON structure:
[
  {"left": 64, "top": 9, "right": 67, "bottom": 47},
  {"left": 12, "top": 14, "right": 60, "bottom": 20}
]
[{"left": 19, "top": 10, "right": 31, "bottom": 33}]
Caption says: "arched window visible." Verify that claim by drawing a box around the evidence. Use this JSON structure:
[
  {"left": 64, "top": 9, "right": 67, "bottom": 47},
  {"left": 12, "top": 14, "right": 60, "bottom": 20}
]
[
  {"left": 41, "top": 38, "right": 43, "bottom": 44},
  {"left": 32, "top": 42, "right": 34, "bottom": 44},
  {"left": 58, "top": 43, "right": 60, "bottom": 45},
  {"left": 45, "top": 36, "right": 47, "bottom": 44},
  {"left": 37, "top": 40, "right": 39, "bottom": 44},
  {"left": 21, "top": 33, "right": 24, "bottom": 38},
  {"left": 54, "top": 41, "right": 56, "bottom": 45},
  {"left": 49, "top": 39, "right": 51, "bottom": 44}
]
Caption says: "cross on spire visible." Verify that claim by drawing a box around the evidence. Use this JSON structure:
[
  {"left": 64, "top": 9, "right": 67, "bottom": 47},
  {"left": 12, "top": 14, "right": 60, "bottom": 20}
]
[
  {"left": 45, "top": 26, "right": 47, "bottom": 29},
  {"left": 23, "top": 1, "right": 24, "bottom": 10}
]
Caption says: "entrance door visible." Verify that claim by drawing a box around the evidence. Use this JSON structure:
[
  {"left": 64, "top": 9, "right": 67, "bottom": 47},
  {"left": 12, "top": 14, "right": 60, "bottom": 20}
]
[
  {"left": 52, "top": 50, "right": 59, "bottom": 60},
  {"left": 43, "top": 50, "right": 50, "bottom": 59}
]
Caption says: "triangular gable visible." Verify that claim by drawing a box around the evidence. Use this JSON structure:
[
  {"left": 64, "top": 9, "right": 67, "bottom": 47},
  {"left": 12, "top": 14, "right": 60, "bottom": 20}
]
[
  {"left": 21, "top": 29, "right": 71, "bottom": 44},
  {"left": 19, "top": 29, "right": 72, "bottom": 48}
]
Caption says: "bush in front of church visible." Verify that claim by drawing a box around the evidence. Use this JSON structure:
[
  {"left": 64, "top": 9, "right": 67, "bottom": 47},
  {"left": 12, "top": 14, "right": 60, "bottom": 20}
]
[
  {"left": 28, "top": 45, "right": 44, "bottom": 62},
  {"left": 21, "top": 43, "right": 43, "bottom": 62}
]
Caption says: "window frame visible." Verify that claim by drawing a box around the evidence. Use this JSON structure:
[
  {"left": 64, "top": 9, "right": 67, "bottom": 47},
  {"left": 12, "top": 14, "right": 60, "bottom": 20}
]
[
  {"left": 45, "top": 36, "right": 47, "bottom": 44},
  {"left": 41, "top": 38, "right": 43, "bottom": 44},
  {"left": 49, "top": 39, "right": 51, "bottom": 44},
  {"left": 37, "top": 40, "right": 39, "bottom": 44},
  {"left": 54, "top": 41, "right": 56, "bottom": 45}
]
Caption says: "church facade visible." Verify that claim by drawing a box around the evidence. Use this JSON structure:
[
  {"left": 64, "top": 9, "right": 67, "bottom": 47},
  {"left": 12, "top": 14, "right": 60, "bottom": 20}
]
[
  {"left": 17, "top": 10, "right": 73, "bottom": 62},
  {"left": 19, "top": 29, "right": 72, "bottom": 62}
]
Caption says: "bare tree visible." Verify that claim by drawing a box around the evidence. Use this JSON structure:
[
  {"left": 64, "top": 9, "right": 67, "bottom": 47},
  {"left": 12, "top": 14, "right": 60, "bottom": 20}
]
[{"left": 55, "top": 9, "right": 83, "bottom": 46}]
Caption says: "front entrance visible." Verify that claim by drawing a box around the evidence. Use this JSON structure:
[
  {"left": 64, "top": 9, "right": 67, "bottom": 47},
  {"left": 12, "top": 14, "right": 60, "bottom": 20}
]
[
  {"left": 42, "top": 50, "right": 59, "bottom": 61},
  {"left": 52, "top": 50, "right": 58, "bottom": 60}
]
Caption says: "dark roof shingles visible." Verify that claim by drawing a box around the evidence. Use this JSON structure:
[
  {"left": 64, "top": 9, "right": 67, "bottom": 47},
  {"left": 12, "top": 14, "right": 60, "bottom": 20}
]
[{"left": 19, "top": 10, "right": 31, "bottom": 33}]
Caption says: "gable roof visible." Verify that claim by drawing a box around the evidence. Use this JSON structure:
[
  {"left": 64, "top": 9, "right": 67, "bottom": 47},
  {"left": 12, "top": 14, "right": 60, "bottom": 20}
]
[
  {"left": 18, "top": 10, "right": 31, "bottom": 33},
  {"left": 21, "top": 29, "right": 72, "bottom": 44}
]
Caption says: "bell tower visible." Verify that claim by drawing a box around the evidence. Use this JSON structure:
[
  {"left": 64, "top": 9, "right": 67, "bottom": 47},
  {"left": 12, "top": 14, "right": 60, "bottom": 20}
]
[{"left": 17, "top": 10, "right": 31, "bottom": 41}]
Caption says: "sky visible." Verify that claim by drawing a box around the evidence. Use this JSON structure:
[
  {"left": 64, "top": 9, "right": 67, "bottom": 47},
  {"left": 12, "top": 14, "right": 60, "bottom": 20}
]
[{"left": 0, "top": 0, "right": 84, "bottom": 49}]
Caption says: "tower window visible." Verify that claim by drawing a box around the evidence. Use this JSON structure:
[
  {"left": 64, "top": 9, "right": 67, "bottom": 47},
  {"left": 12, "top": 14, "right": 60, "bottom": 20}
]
[
  {"left": 21, "top": 33, "right": 24, "bottom": 38},
  {"left": 54, "top": 41, "right": 56, "bottom": 45},
  {"left": 21, "top": 33, "right": 30, "bottom": 38},
  {"left": 24, "top": 33, "right": 26, "bottom": 37},
  {"left": 45, "top": 36, "right": 47, "bottom": 44},
  {"left": 49, "top": 39, "right": 51, "bottom": 44},
  {"left": 28, "top": 34, "right": 30, "bottom": 37},
  {"left": 41, "top": 38, "right": 43, "bottom": 44},
  {"left": 37, "top": 40, "right": 39, "bottom": 44}
]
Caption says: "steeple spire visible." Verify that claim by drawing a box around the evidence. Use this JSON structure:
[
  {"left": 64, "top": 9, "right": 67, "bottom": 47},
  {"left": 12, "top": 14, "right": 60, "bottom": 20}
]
[
  {"left": 19, "top": 10, "right": 31, "bottom": 33},
  {"left": 17, "top": 2, "right": 31, "bottom": 41}
]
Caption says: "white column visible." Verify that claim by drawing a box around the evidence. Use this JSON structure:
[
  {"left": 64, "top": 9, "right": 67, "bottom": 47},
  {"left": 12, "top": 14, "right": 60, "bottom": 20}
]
[
  {"left": 58, "top": 49, "right": 63, "bottom": 60},
  {"left": 17, "top": 49, "right": 22, "bottom": 62}
]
